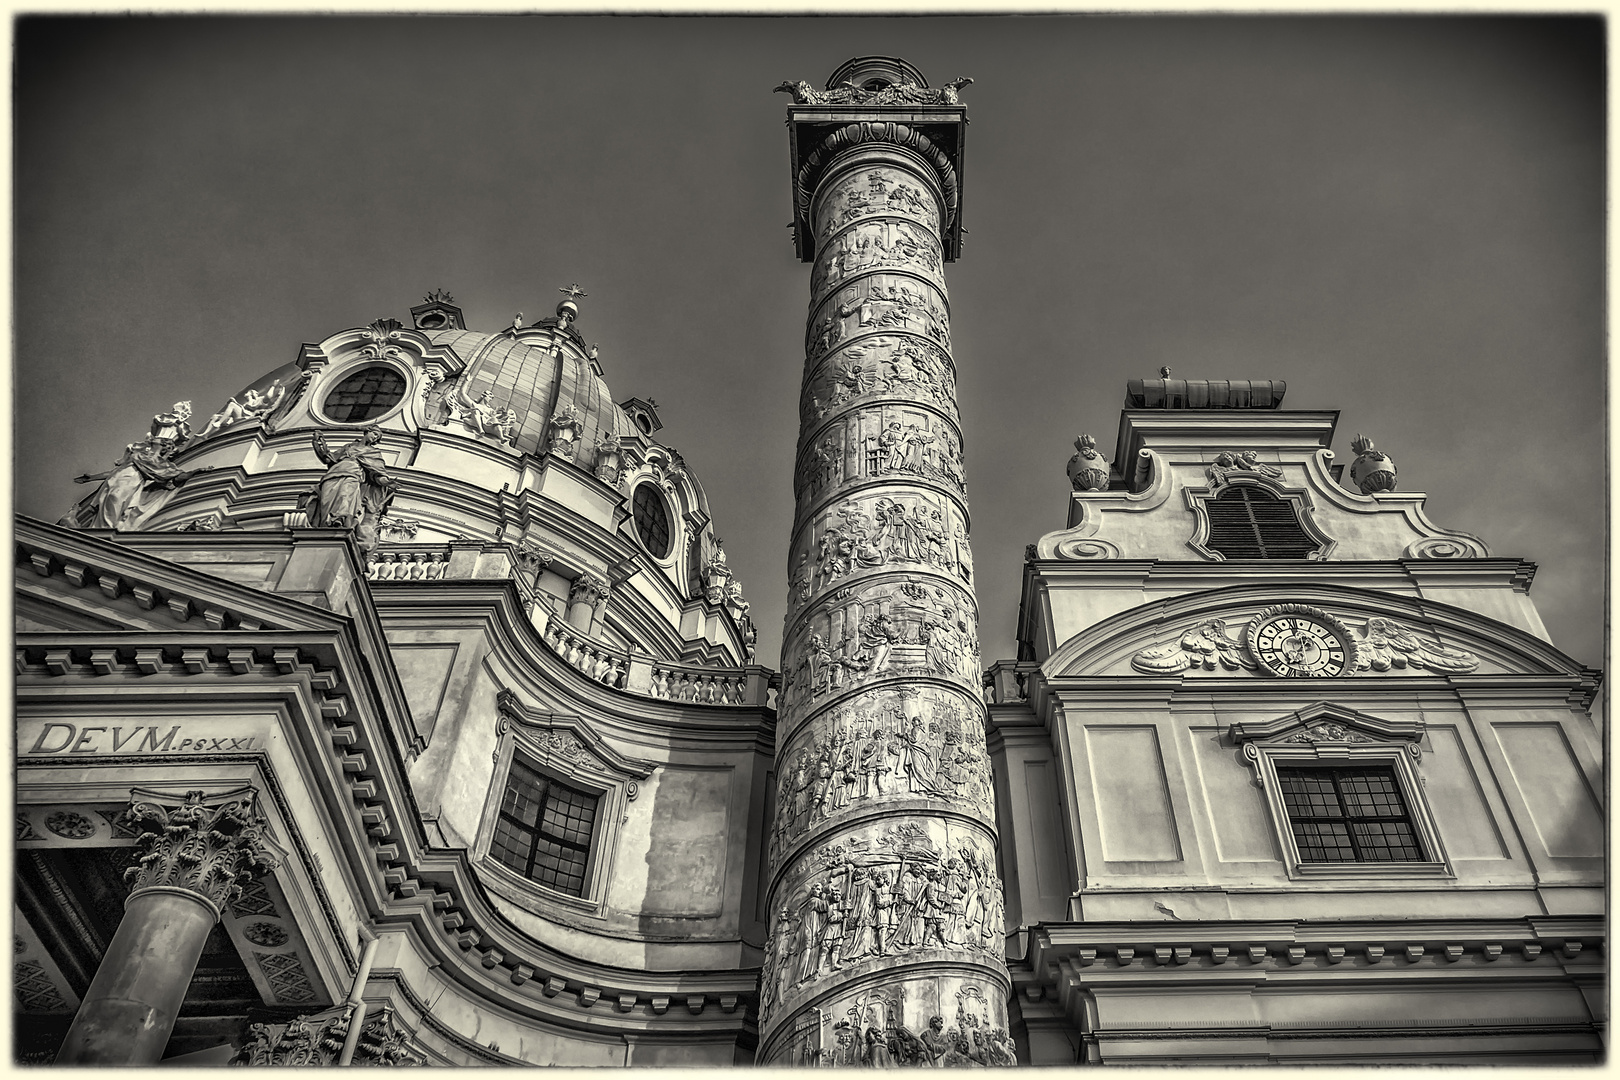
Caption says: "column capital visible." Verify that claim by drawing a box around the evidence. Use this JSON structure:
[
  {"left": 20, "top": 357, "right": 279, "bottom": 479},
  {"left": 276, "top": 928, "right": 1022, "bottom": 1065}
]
[{"left": 124, "top": 786, "right": 282, "bottom": 919}]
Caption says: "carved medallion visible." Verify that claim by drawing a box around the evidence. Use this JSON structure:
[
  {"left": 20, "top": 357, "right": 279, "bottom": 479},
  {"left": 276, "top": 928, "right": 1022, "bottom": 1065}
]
[
  {"left": 243, "top": 922, "right": 290, "bottom": 948},
  {"left": 43, "top": 811, "right": 96, "bottom": 840}
]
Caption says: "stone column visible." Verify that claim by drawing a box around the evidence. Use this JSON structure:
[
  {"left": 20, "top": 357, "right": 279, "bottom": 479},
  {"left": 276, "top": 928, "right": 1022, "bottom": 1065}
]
[
  {"left": 57, "top": 788, "right": 280, "bottom": 1066},
  {"left": 761, "top": 58, "right": 1013, "bottom": 1067}
]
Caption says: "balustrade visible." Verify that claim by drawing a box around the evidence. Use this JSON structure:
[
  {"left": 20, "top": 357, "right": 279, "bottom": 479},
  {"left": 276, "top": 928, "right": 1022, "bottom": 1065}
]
[{"left": 364, "top": 549, "right": 450, "bottom": 580}]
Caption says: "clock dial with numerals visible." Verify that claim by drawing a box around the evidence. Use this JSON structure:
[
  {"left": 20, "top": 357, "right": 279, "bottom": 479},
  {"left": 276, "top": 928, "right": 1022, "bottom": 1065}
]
[{"left": 1246, "top": 607, "right": 1353, "bottom": 678}]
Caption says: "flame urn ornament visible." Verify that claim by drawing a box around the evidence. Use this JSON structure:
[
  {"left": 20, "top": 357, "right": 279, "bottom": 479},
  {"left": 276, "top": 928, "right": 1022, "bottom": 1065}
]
[
  {"left": 1348, "top": 434, "right": 1398, "bottom": 494},
  {"left": 764, "top": 58, "right": 1010, "bottom": 1066}
]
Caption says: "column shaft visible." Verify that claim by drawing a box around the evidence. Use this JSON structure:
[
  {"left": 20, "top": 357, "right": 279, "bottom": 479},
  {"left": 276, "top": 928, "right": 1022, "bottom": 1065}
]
[
  {"left": 56, "top": 888, "right": 218, "bottom": 1065},
  {"left": 762, "top": 118, "right": 1012, "bottom": 1066}
]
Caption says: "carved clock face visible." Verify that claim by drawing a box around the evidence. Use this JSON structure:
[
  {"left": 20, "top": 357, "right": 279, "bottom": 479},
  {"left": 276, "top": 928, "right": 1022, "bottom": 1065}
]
[{"left": 1247, "top": 608, "right": 1352, "bottom": 678}]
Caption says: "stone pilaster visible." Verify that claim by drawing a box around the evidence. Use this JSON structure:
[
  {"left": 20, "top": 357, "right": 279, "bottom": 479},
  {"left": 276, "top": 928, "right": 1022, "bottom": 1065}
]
[
  {"left": 761, "top": 58, "right": 1013, "bottom": 1067},
  {"left": 57, "top": 787, "right": 281, "bottom": 1065}
]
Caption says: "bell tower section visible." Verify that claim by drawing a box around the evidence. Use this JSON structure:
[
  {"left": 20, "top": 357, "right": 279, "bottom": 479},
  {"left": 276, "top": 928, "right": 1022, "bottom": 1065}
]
[{"left": 760, "top": 57, "right": 1013, "bottom": 1066}]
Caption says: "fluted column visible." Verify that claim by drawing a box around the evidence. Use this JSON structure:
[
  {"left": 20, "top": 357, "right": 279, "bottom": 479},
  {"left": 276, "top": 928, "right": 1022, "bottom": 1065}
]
[
  {"left": 57, "top": 788, "right": 280, "bottom": 1065},
  {"left": 761, "top": 59, "right": 1012, "bottom": 1067}
]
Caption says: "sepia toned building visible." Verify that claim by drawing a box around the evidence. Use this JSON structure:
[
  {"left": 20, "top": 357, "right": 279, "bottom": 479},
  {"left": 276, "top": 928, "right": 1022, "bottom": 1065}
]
[{"left": 13, "top": 56, "right": 1605, "bottom": 1066}]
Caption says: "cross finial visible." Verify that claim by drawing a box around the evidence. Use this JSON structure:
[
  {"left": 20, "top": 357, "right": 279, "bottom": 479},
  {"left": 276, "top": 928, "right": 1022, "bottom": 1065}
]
[{"left": 559, "top": 283, "right": 588, "bottom": 302}]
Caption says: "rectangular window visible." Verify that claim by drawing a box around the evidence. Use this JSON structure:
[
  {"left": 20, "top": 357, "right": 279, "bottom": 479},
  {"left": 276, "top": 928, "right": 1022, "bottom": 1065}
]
[
  {"left": 1276, "top": 765, "right": 1424, "bottom": 863},
  {"left": 489, "top": 759, "right": 599, "bottom": 896}
]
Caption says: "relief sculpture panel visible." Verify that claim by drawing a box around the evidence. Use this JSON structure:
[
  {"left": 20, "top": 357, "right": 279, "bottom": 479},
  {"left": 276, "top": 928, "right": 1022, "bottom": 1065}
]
[
  {"left": 786, "top": 489, "right": 974, "bottom": 616},
  {"left": 769, "top": 685, "right": 997, "bottom": 871},
  {"left": 796, "top": 403, "right": 966, "bottom": 504},
  {"left": 812, "top": 220, "right": 947, "bottom": 302},
  {"left": 807, "top": 276, "right": 951, "bottom": 362},
  {"left": 760, "top": 817, "right": 1008, "bottom": 1034},
  {"left": 813, "top": 166, "right": 942, "bottom": 241},
  {"left": 801, "top": 335, "right": 958, "bottom": 427},
  {"left": 765, "top": 976, "right": 1015, "bottom": 1067},
  {"left": 780, "top": 577, "right": 982, "bottom": 715}
]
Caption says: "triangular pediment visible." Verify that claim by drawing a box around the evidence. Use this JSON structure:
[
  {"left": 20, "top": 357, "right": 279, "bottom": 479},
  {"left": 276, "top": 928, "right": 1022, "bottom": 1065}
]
[{"left": 1228, "top": 702, "right": 1424, "bottom": 748}]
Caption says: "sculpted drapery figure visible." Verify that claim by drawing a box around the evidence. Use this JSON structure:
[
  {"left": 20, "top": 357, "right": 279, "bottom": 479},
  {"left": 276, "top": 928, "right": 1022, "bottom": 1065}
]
[
  {"left": 62, "top": 402, "right": 215, "bottom": 531},
  {"left": 301, "top": 427, "right": 397, "bottom": 554}
]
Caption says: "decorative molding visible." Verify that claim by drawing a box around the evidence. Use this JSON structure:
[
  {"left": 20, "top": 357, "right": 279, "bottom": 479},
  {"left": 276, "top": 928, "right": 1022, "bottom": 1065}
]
[{"left": 494, "top": 691, "right": 656, "bottom": 783}]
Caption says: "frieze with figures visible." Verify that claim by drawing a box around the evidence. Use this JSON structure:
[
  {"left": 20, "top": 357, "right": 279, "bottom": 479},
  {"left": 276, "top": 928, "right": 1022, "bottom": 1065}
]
[
  {"left": 813, "top": 167, "right": 942, "bottom": 239},
  {"left": 796, "top": 404, "right": 966, "bottom": 504},
  {"left": 808, "top": 276, "right": 951, "bottom": 360},
  {"left": 769, "top": 685, "right": 996, "bottom": 870},
  {"left": 761, "top": 818, "right": 1007, "bottom": 1030},
  {"left": 781, "top": 578, "right": 982, "bottom": 715},
  {"left": 812, "top": 220, "right": 947, "bottom": 301},
  {"left": 763, "top": 966, "right": 1014, "bottom": 1068},
  {"left": 801, "top": 335, "right": 958, "bottom": 426},
  {"left": 787, "top": 490, "right": 974, "bottom": 615}
]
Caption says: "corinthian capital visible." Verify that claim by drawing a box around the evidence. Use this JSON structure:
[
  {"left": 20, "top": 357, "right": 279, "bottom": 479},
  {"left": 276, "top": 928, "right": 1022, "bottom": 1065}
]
[
  {"left": 124, "top": 787, "right": 282, "bottom": 917},
  {"left": 569, "top": 574, "right": 611, "bottom": 608}
]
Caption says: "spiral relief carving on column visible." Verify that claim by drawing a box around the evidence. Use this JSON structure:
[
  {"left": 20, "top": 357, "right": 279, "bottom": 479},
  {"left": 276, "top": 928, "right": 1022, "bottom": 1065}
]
[{"left": 765, "top": 62, "right": 1009, "bottom": 1066}]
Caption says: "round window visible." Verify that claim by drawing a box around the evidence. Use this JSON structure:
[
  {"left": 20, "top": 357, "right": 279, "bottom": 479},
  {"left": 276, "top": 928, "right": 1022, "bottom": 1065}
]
[
  {"left": 632, "top": 485, "right": 672, "bottom": 559},
  {"left": 322, "top": 365, "right": 407, "bottom": 423}
]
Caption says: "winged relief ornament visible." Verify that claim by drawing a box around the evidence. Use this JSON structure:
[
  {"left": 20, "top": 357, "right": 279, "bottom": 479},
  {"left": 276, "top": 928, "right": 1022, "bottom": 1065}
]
[
  {"left": 1355, "top": 616, "right": 1479, "bottom": 674},
  {"left": 1131, "top": 618, "right": 1257, "bottom": 674},
  {"left": 1132, "top": 609, "right": 1480, "bottom": 678}
]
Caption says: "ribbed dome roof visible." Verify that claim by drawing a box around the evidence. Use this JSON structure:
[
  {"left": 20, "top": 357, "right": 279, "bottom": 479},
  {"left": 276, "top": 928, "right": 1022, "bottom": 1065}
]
[
  {"left": 197, "top": 314, "right": 635, "bottom": 463},
  {"left": 423, "top": 326, "right": 632, "bottom": 458}
]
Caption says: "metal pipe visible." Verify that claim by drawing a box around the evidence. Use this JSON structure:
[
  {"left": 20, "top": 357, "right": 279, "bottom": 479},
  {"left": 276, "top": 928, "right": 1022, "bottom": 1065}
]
[{"left": 336, "top": 928, "right": 379, "bottom": 1066}]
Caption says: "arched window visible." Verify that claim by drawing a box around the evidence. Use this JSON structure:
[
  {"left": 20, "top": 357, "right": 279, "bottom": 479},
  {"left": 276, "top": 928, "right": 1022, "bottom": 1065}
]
[
  {"left": 1205, "top": 484, "right": 1318, "bottom": 559},
  {"left": 322, "top": 365, "right": 406, "bottom": 423}
]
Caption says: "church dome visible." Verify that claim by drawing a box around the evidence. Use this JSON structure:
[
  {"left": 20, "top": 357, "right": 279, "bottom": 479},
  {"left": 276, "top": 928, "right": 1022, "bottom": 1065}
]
[
  {"left": 192, "top": 304, "right": 631, "bottom": 463},
  {"left": 139, "top": 294, "right": 751, "bottom": 666}
]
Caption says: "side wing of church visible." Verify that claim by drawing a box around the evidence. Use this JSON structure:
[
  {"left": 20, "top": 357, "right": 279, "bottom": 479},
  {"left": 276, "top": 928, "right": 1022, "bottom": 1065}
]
[{"left": 989, "top": 376, "right": 1605, "bottom": 1063}]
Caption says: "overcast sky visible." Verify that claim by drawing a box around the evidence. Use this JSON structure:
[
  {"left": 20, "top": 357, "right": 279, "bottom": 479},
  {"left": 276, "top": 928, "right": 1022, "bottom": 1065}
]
[{"left": 15, "top": 15, "right": 1604, "bottom": 672}]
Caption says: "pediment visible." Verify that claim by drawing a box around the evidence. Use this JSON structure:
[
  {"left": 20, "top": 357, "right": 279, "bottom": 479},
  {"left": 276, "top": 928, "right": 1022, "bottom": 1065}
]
[
  {"left": 1228, "top": 702, "right": 1424, "bottom": 749},
  {"left": 1043, "top": 583, "right": 1589, "bottom": 686},
  {"left": 494, "top": 689, "right": 656, "bottom": 787}
]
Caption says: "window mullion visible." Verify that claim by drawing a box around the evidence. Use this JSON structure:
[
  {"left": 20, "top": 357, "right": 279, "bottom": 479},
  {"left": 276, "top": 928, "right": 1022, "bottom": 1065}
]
[{"left": 1330, "top": 770, "right": 1366, "bottom": 862}]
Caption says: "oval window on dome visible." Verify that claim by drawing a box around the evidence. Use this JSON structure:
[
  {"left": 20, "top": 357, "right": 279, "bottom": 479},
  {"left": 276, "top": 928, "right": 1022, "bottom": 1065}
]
[
  {"left": 322, "top": 365, "right": 407, "bottom": 423},
  {"left": 632, "top": 484, "right": 672, "bottom": 559}
]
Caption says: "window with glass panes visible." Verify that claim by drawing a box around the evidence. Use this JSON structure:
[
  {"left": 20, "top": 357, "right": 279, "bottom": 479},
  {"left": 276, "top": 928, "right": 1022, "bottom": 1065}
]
[
  {"left": 631, "top": 484, "right": 671, "bottom": 558},
  {"left": 489, "top": 760, "right": 599, "bottom": 896},
  {"left": 1276, "top": 765, "right": 1424, "bottom": 862},
  {"left": 322, "top": 365, "right": 407, "bottom": 423}
]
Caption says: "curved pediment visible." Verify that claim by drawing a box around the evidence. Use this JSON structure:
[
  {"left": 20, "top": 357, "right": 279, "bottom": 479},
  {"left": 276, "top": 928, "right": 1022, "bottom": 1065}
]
[{"left": 1043, "top": 582, "right": 1589, "bottom": 683}]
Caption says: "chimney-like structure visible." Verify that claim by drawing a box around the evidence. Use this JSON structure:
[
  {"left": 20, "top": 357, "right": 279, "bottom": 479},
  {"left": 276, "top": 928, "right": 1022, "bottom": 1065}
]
[{"left": 761, "top": 57, "right": 1013, "bottom": 1066}]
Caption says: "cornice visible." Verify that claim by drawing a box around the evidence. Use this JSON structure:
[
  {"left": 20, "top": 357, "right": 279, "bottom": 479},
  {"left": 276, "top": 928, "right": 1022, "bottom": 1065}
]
[{"left": 369, "top": 580, "right": 777, "bottom": 752}]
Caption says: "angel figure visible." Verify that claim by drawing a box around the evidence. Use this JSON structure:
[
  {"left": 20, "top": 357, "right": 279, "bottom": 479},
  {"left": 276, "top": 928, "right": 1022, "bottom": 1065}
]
[
  {"left": 1356, "top": 617, "right": 1479, "bottom": 674},
  {"left": 1132, "top": 618, "right": 1256, "bottom": 674},
  {"left": 62, "top": 421, "right": 215, "bottom": 532},
  {"left": 547, "top": 403, "right": 584, "bottom": 459},
  {"left": 493, "top": 406, "right": 521, "bottom": 445},
  {"left": 461, "top": 389, "right": 500, "bottom": 435},
  {"left": 198, "top": 379, "right": 286, "bottom": 439},
  {"left": 299, "top": 427, "right": 397, "bottom": 555}
]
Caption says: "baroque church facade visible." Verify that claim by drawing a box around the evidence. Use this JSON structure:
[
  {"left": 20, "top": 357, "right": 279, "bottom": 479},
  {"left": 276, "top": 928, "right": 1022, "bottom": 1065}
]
[{"left": 13, "top": 57, "right": 1605, "bottom": 1066}]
